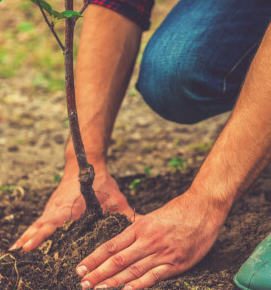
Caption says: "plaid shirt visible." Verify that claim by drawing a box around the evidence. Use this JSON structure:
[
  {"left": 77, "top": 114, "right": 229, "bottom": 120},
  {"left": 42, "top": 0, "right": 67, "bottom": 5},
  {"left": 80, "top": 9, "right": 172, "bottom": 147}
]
[{"left": 86, "top": 0, "right": 155, "bottom": 30}]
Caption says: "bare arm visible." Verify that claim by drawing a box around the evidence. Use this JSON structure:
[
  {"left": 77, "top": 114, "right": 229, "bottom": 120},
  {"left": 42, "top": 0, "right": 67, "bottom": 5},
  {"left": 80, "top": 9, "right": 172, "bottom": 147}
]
[
  {"left": 65, "top": 5, "right": 142, "bottom": 169},
  {"left": 191, "top": 24, "right": 271, "bottom": 210},
  {"left": 75, "top": 24, "right": 271, "bottom": 290}
]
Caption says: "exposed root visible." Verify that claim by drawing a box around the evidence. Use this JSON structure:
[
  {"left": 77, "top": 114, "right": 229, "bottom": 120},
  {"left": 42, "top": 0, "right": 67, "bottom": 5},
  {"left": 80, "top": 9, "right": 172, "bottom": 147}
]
[{"left": 0, "top": 253, "right": 19, "bottom": 286}]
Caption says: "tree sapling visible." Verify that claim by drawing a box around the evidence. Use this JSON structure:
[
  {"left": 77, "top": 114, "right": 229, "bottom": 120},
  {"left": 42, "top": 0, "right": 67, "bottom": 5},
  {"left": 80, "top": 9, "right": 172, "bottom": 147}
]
[{"left": 32, "top": 0, "right": 102, "bottom": 215}]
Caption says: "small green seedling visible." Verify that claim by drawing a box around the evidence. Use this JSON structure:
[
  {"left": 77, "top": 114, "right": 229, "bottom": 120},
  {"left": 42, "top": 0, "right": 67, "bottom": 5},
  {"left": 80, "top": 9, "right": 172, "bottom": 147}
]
[
  {"left": 144, "top": 166, "right": 151, "bottom": 176},
  {"left": 54, "top": 174, "right": 61, "bottom": 184},
  {"left": 129, "top": 179, "right": 141, "bottom": 190},
  {"left": 168, "top": 156, "right": 186, "bottom": 173},
  {"left": 0, "top": 185, "right": 15, "bottom": 194}
]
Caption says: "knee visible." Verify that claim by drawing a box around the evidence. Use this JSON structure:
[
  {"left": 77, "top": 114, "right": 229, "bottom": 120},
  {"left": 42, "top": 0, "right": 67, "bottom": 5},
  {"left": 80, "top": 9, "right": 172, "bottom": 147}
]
[
  {"left": 136, "top": 47, "right": 202, "bottom": 124},
  {"left": 136, "top": 39, "right": 203, "bottom": 125}
]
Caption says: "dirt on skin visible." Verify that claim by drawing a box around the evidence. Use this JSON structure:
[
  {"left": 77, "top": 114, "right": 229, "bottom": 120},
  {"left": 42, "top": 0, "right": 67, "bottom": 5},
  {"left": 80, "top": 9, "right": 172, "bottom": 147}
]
[{"left": 0, "top": 160, "right": 271, "bottom": 290}]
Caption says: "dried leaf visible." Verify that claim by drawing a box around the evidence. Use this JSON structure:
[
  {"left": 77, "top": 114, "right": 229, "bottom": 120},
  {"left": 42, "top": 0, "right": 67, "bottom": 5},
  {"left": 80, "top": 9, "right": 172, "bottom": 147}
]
[
  {"left": 53, "top": 252, "right": 59, "bottom": 261},
  {"left": 63, "top": 220, "right": 73, "bottom": 231},
  {"left": 39, "top": 240, "right": 52, "bottom": 255}
]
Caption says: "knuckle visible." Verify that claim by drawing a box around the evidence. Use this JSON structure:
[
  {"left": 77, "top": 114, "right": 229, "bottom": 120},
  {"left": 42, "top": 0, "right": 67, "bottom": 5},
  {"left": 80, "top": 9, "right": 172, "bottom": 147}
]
[
  {"left": 173, "top": 254, "right": 185, "bottom": 266},
  {"left": 128, "top": 264, "right": 142, "bottom": 279},
  {"left": 33, "top": 220, "right": 44, "bottom": 229},
  {"left": 112, "top": 255, "right": 126, "bottom": 268},
  {"left": 91, "top": 270, "right": 103, "bottom": 283},
  {"left": 85, "top": 256, "right": 97, "bottom": 268},
  {"left": 104, "top": 240, "right": 116, "bottom": 253},
  {"left": 109, "top": 276, "right": 121, "bottom": 286},
  {"left": 151, "top": 270, "right": 162, "bottom": 283},
  {"left": 145, "top": 231, "right": 158, "bottom": 244}
]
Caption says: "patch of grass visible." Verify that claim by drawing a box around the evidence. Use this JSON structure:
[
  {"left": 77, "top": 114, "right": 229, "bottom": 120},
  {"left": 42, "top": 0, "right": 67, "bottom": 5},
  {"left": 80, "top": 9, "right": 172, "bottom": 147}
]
[
  {"left": 17, "top": 21, "right": 35, "bottom": 33},
  {"left": 0, "top": 4, "right": 66, "bottom": 92},
  {"left": 168, "top": 156, "right": 186, "bottom": 173},
  {"left": 0, "top": 185, "right": 15, "bottom": 195},
  {"left": 17, "top": 1, "right": 33, "bottom": 12},
  {"left": 144, "top": 166, "right": 151, "bottom": 176},
  {"left": 128, "top": 88, "right": 138, "bottom": 97},
  {"left": 54, "top": 174, "right": 62, "bottom": 184}
]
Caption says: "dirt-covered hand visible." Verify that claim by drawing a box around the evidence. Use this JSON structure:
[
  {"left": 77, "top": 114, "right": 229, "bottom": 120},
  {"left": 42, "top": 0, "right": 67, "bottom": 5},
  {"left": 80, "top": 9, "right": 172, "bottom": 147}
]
[
  {"left": 76, "top": 189, "right": 229, "bottom": 289},
  {"left": 10, "top": 169, "right": 135, "bottom": 252}
]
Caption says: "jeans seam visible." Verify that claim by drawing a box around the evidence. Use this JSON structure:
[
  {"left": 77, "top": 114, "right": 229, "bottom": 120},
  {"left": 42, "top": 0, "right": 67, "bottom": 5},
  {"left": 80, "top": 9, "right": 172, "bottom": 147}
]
[{"left": 222, "top": 40, "right": 260, "bottom": 93}]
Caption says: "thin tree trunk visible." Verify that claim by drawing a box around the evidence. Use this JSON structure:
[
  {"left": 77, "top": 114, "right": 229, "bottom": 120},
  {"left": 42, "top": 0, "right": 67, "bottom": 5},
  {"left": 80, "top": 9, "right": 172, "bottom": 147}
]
[{"left": 64, "top": 0, "right": 102, "bottom": 215}]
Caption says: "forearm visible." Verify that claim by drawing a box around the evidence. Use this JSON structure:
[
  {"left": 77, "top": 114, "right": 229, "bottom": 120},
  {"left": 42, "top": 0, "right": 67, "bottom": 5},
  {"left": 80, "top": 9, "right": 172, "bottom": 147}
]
[
  {"left": 191, "top": 24, "right": 271, "bottom": 211},
  {"left": 65, "top": 5, "right": 142, "bottom": 171}
]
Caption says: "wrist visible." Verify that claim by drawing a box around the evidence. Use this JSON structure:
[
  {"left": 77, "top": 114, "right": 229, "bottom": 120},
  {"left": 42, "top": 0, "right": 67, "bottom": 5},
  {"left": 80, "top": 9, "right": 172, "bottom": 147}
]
[
  {"left": 64, "top": 150, "right": 108, "bottom": 179},
  {"left": 188, "top": 183, "right": 232, "bottom": 223},
  {"left": 65, "top": 138, "right": 107, "bottom": 169},
  {"left": 178, "top": 185, "right": 232, "bottom": 228}
]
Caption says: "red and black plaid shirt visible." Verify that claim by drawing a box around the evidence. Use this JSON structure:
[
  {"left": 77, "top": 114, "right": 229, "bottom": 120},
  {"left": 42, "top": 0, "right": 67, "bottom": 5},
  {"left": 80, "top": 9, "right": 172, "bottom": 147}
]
[{"left": 86, "top": 0, "right": 155, "bottom": 30}]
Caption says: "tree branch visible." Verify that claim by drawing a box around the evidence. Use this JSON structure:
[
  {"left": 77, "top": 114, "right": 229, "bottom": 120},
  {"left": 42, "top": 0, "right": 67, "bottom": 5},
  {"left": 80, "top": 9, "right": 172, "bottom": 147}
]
[
  {"left": 74, "top": 0, "right": 91, "bottom": 24},
  {"left": 79, "top": 0, "right": 91, "bottom": 16},
  {"left": 36, "top": 0, "right": 65, "bottom": 52}
]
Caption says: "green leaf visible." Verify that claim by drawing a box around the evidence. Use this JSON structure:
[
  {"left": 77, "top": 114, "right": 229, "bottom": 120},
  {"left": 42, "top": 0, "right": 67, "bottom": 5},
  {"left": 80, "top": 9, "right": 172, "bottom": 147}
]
[
  {"left": 52, "top": 10, "right": 64, "bottom": 19},
  {"left": 60, "top": 10, "right": 83, "bottom": 19},
  {"left": 31, "top": 0, "right": 53, "bottom": 15},
  {"left": 129, "top": 179, "right": 141, "bottom": 190}
]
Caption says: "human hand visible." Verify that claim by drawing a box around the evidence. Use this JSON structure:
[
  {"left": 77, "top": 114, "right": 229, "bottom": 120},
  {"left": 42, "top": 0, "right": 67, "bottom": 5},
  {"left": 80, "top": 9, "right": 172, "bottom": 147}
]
[
  {"left": 76, "top": 189, "right": 229, "bottom": 289},
  {"left": 10, "top": 165, "right": 135, "bottom": 252}
]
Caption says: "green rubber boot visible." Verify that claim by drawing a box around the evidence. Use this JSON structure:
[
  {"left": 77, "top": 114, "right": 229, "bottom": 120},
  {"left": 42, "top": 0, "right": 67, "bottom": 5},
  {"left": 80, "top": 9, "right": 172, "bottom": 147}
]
[{"left": 234, "top": 233, "right": 271, "bottom": 290}]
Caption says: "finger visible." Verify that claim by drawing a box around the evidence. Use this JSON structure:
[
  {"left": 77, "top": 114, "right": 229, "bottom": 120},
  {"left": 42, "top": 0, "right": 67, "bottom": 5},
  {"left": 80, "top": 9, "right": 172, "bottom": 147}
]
[
  {"left": 22, "top": 223, "right": 57, "bottom": 251},
  {"left": 10, "top": 225, "right": 40, "bottom": 250},
  {"left": 76, "top": 226, "right": 136, "bottom": 276},
  {"left": 81, "top": 240, "right": 148, "bottom": 287},
  {"left": 99, "top": 253, "right": 158, "bottom": 287},
  {"left": 10, "top": 207, "right": 73, "bottom": 251},
  {"left": 124, "top": 265, "right": 175, "bottom": 290}
]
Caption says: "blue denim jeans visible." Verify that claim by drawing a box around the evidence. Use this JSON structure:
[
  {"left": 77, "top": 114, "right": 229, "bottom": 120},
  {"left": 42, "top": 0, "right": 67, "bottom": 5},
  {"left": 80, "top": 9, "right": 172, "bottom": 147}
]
[{"left": 136, "top": 0, "right": 271, "bottom": 124}]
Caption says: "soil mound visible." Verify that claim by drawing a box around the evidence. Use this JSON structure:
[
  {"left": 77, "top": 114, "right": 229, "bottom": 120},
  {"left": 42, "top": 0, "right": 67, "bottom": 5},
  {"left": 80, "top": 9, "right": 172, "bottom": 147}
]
[{"left": 1, "top": 164, "right": 271, "bottom": 290}]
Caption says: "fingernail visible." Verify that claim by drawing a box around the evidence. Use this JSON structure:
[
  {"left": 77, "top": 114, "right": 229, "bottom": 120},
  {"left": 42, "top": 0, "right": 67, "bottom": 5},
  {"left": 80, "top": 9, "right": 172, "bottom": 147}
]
[
  {"left": 123, "top": 286, "right": 133, "bottom": 290},
  {"left": 76, "top": 265, "right": 88, "bottom": 276},
  {"left": 80, "top": 280, "right": 91, "bottom": 289},
  {"left": 9, "top": 244, "right": 18, "bottom": 251},
  {"left": 94, "top": 284, "right": 108, "bottom": 289},
  {"left": 23, "top": 240, "right": 33, "bottom": 250}
]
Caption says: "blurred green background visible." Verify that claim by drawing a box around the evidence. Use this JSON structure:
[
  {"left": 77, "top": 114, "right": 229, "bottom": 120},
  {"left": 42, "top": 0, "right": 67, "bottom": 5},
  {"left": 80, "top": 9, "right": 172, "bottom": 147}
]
[{"left": 0, "top": 0, "right": 173, "bottom": 94}]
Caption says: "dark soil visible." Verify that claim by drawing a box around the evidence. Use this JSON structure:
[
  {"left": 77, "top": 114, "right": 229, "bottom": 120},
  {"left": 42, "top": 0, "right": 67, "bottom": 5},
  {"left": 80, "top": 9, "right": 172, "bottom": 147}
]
[{"left": 1, "top": 161, "right": 271, "bottom": 290}]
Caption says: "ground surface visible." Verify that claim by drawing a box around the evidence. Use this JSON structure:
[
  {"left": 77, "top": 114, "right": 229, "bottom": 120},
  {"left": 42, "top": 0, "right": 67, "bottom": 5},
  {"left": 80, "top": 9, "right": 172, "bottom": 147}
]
[
  {"left": 0, "top": 0, "right": 271, "bottom": 290},
  {"left": 1, "top": 165, "right": 271, "bottom": 290}
]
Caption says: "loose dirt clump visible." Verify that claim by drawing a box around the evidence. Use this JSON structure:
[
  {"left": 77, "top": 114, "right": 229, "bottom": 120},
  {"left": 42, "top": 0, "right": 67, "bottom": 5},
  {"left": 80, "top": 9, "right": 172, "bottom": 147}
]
[
  {"left": 1, "top": 162, "right": 271, "bottom": 290},
  {"left": 1, "top": 208, "right": 130, "bottom": 290}
]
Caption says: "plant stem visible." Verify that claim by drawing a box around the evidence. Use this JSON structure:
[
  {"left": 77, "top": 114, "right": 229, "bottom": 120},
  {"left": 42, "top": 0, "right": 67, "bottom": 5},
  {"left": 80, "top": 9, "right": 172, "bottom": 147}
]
[
  {"left": 75, "top": 0, "right": 91, "bottom": 23},
  {"left": 36, "top": 0, "right": 65, "bottom": 52},
  {"left": 64, "top": 0, "right": 102, "bottom": 214}
]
